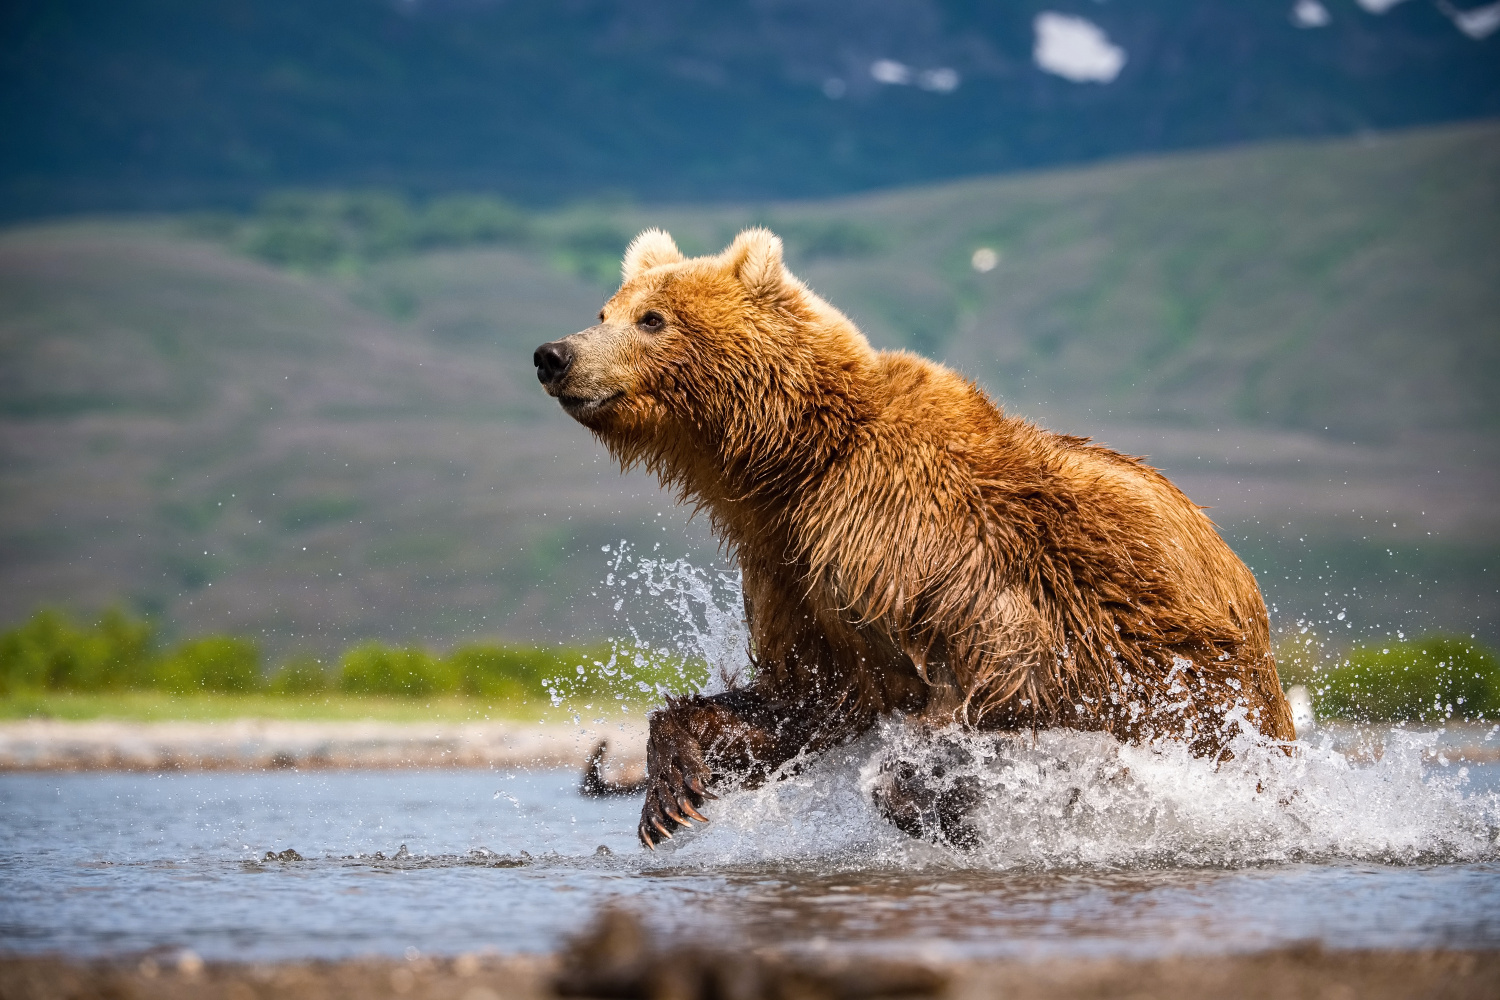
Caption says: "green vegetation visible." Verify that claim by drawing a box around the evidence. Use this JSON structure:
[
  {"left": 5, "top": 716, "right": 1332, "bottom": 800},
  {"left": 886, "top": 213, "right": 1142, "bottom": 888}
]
[
  {"left": 8, "top": 611, "right": 1494, "bottom": 727},
  {"left": 0, "top": 609, "right": 155, "bottom": 692},
  {"left": 197, "top": 187, "right": 918, "bottom": 287},
  {"left": 764, "top": 218, "right": 887, "bottom": 263},
  {"left": 155, "top": 636, "right": 262, "bottom": 694},
  {"left": 0, "top": 691, "right": 555, "bottom": 723},
  {"left": 449, "top": 644, "right": 562, "bottom": 701},
  {"left": 190, "top": 189, "right": 638, "bottom": 286},
  {"left": 0, "top": 609, "right": 705, "bottom": 716},
  {"left": 337, "top": 641, "right": 458, "bottom": 698},
  {"left": 1280, "top": 635, "right": 1500, "bottom": 723},
  {"left": 188, "top": 190, "right": 530, "bottom": 273},
  {"left": 267, "top": 656, "right": 331, "bottom": 695}
]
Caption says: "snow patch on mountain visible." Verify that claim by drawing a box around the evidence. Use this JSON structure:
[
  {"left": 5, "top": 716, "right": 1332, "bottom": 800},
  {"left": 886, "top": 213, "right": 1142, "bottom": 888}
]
[
  {"left": 1440, "top": 0, "right": 1500, "bottom": 39},
  {"left": 1292, "top": 0, "right": 1333, "bottom": 28},
  {"left": 1033, "top": 12, "right": 1126, "bottom": 84}
]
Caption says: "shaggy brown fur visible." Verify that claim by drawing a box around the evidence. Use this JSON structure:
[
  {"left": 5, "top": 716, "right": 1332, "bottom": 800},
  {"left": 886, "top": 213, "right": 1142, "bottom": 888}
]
[{"left": 534, "top": 228, "right": 1296, "bottom": 848}]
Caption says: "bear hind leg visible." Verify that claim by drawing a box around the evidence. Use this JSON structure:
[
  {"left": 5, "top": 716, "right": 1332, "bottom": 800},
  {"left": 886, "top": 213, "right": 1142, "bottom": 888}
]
[{"left": 870, "top": 736, "right": 983, "bottom": 850}]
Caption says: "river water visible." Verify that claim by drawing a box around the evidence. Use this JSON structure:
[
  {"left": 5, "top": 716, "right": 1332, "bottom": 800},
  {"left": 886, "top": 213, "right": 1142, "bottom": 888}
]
[{"left": 3, "top": 722, "right": 1498, "bottom": 962}]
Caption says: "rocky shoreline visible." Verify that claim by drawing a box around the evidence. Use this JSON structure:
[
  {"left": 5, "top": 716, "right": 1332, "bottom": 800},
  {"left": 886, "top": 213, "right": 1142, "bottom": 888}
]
[
  {"left": 3, "top": 718, "right": 1495, "bottom": 775},
  {"left": 0, "top": 719, "right": 647, "bottom": 778}
]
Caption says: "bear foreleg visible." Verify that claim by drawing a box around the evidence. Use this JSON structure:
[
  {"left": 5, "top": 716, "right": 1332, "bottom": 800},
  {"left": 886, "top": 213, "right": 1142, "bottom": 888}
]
[{"left": 637, "top": 689, "right": 835, "bottom": 848}]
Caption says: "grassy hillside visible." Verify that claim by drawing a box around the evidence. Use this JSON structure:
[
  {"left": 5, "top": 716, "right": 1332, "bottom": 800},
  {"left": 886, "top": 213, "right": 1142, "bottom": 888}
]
[
  {"left": 607, "top": 121, "right": 1500, "bottom": 439},
  {"left": 1, "top": 122, "right": 1496, "bottom": 656},
  {"left": 0, "top": 220, "right": 722, "bottom": 653}
]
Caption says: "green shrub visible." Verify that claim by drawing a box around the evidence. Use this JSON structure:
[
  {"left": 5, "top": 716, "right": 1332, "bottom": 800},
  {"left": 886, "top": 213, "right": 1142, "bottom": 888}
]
[
  {"left": 268, "top": 656, "right": 331, "bottom": 694},
  {"left": 545, "top": 642, "right": 710, "bottom": 705},
  {"left": 1309, "top": 636, "right": 1499, "bottom": 722},
  {"left": 447, "top": 643, "right": 555, "bottom": 700},
  {"left": 0, "top": 603, "right": 695, "bottom": 707},
  {"left": 240, "top": 189, "right": 415, "bottom": 268},
  {"left": 154, "top": 636, "right": 263, "bottom": 694},
  {"left": 0, "top": 608, "right": 155, "bottom": 694},
  {"left": 553, "top": 222, "right": 632, "bottom": 284},
  {"left": 338, "top": 642, "right": 457, "bottom": 697}
]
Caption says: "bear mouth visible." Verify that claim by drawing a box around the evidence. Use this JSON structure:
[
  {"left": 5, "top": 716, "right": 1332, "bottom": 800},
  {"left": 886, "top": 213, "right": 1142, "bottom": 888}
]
[{"left": 558, "top": 391, "right": 623, "bottom": 418}]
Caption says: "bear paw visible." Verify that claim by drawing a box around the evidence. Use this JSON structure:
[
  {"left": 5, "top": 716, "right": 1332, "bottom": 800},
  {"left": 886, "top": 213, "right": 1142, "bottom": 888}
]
[{"left": 638, "top": 715, "right": 716, "bottom": 849}]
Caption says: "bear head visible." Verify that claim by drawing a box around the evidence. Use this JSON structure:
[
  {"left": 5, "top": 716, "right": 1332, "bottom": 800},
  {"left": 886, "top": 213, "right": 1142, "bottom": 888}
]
[{"left": 534, "top": 228, "right": 878, "bottom": 499}]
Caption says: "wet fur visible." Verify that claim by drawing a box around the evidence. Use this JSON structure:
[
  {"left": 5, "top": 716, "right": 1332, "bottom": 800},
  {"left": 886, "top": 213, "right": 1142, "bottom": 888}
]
[{"left": 540, "top": 228, "right": 1296, "bottom": 846}]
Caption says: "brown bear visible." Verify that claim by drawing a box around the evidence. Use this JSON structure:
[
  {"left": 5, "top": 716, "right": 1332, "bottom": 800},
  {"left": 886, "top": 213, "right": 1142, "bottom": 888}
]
[{"left": 534, "top": 228, "right": 1296, "bottom": 849}]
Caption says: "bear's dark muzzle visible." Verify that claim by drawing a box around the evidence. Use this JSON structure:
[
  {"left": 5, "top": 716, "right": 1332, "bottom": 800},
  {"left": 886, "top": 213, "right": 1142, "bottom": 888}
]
[{"left": 534, "top": 340, "right": 574, "bottom": 386}]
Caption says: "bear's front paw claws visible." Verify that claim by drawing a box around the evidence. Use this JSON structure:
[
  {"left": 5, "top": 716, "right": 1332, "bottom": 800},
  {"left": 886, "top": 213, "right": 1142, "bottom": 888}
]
[
  {"left": 640, "top": 716, "right": 716, "bottom": 848},
  {"left": 639, "top": 782, "right": 694, "bottom": 848}
]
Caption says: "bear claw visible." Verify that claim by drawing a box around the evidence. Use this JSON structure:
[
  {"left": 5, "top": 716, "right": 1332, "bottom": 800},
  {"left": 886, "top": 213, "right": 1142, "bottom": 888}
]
[{"left": 638, "top": 713, "right": 717, "bottom": 848}]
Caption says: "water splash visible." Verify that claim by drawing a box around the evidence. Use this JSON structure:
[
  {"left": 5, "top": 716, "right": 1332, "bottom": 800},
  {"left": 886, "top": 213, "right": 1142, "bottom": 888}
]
[
  {"left": 549, "top": 542, "right": 748, "bottom": 708},
  {"left": 602, "top": 541, "right": 748, "bottom": 693},
  {"left": 568, "top": 552, "right": 1499, "bottom": 871},
  {"left": 647, "top": 724, "right": 1500, "bottom": 872}
]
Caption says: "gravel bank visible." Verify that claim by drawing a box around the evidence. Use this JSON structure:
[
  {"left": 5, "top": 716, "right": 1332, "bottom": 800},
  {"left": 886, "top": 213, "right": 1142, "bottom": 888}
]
[
  {"left": 3, "top": 718, "right": 1494, "bottom": 775},
  {"left": 0, "top": 719, "right": 647, "bottom": 776}
]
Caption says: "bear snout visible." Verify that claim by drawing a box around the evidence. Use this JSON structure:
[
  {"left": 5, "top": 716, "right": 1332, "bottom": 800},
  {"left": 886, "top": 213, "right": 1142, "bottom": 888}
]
[{"left": 533, "top": 340, "right": 575, "bottom": 386}]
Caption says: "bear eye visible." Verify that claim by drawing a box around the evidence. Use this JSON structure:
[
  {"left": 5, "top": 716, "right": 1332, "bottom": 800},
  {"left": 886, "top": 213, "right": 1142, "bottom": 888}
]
[
  {"left": 637, "top": 311, "right": 666, "bottom": 332},
  {"left": 598, "top": 310, "right": 606, "bottom": 323}
]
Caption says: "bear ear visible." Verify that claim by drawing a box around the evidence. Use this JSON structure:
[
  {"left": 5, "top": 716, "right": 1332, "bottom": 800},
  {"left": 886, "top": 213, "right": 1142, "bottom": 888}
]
[
  {"left": 722, "top": 228, "right": 786, "bottom": 298},
  {"left": 621, "top": 229, "right": 684, "bottom": 281}
]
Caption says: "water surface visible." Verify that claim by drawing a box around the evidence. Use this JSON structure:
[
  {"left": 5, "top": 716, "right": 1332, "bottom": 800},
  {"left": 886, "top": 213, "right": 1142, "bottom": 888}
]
[{"left": 3, "top": 723, "right": 1498, "bottom": 961}]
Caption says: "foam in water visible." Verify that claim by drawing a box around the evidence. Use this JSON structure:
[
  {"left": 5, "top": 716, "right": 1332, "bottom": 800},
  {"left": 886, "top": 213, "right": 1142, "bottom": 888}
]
[
  {"left": 581, "top": 552, "right": 1500, "bottom": 871},
  {"left": 648, "top": 724, "right": 1500, "bottom": 871}
]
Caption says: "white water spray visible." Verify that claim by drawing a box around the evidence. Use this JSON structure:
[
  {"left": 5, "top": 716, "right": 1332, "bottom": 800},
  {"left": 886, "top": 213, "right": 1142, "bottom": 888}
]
[
  {"left": 547, "top": 542, "right": 748, "bottom": 709},
  {"left": 654, "top": 722, "right": 1499, "bottom": 870},
  {"left": 576, "top": 552, "right": 1500, "bottom": 870}
]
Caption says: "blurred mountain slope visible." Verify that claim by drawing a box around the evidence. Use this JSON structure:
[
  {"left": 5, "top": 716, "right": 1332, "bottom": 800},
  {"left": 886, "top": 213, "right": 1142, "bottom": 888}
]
[
  {"left": 2, "top": 0, "right": 1497, "bottom": 216},
  {"left": 0, "top": 122, "right": 1496, "bottom": 653},
  {"left": 749, "top": 119, "right": 1500, "bottom": 439},
  {"left": 0, "top": 221, "right": 709, "bottom": 651}
]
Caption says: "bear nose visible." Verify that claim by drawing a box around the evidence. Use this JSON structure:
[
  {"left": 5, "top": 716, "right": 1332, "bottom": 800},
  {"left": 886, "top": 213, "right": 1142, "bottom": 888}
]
[{"left": 533, "top": 340, "right": 574, "bottom": 385}]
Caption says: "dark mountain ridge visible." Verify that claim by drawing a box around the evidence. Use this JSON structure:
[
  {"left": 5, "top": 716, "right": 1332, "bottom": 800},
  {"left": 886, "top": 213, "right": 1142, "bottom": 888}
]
[{"left": 3, "top": 0, "right": 1497, "bottom": 217}]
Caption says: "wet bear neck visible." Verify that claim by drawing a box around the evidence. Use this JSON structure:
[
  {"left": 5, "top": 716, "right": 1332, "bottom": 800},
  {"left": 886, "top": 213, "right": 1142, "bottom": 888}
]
[
  {"left": 628, "top": 311, "right": 882, "bottom": 546},
  {"left": 696, "top": 335, "right": 879, "bottom": 515}
]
